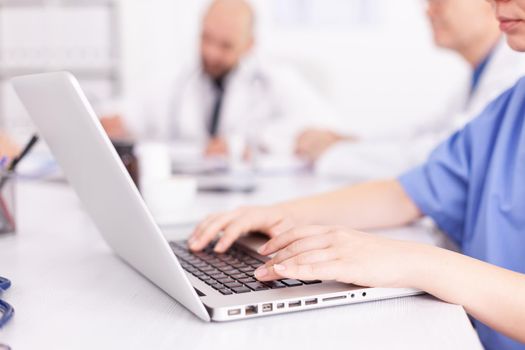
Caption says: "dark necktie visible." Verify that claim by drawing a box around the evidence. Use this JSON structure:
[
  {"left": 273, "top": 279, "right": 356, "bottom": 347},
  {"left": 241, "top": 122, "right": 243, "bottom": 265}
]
[{"left": 209, "top": 78, "right": 225, "bottom": 137}]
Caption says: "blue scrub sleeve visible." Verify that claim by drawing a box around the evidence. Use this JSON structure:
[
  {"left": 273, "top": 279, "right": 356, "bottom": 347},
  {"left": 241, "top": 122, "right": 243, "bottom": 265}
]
[{"left": 398, "top": 129, "right": 472, "bottom": 246}]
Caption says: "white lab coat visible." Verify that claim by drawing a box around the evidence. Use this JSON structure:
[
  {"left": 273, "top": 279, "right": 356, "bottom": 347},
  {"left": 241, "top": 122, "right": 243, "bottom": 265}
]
[
  {"left": 315, "top": 39, "right": 525, "bottom": 180},
  {"left": 134, "top": 55, "right": 339, "bottom": 156}
]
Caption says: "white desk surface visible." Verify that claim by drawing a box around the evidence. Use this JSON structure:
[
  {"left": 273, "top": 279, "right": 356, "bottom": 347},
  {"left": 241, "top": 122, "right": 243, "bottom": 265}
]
[{"left": 0, "top": 176, "right": 483, "bottom": 350}]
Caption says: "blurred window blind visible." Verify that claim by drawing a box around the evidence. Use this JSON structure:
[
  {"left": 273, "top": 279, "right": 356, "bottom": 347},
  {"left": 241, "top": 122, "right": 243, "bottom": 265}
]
[
  {"left": 272, "top": 0, "right": 387, "bottom": 29},
  {"left": 0, "top": 0, "right": 121, "bottom": 137}
]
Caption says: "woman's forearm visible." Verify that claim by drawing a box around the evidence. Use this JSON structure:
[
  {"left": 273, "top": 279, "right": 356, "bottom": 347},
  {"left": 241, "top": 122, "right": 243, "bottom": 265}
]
[
  {"left": 409, "top": 246, "right": 525, "bottom": 343},
  {"left": 276, "top": 179, "right": 422, "bottom": 230}
]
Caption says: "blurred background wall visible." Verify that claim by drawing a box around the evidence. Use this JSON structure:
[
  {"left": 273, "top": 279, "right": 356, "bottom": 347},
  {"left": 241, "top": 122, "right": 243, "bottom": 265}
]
[{"left": 0, "top": 0, "right": 468, "bottom": 141}]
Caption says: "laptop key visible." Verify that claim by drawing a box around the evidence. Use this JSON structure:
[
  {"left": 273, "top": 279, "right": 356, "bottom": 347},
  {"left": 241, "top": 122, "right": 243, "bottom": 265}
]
[
  {"left": 301, "top": 280, "right": 322, "bottom": 285},
  {"left": 210, "top": 283, "right": 224, "bottom": 290},
  {"left": 219, "top": 288, "right": 234, "bottom": 295},
  {"left": 217, "top": 277, "right": 235, "bottom": 284},
  {"left": 231, "top": 286, "right": 251, "bottom": 294},
  {"left": 281, "top": 279, "right": 303, "bottom": 287},
  {"left": 239, "top": 277, "right": 257, "bottom": 284},
  {"left": 220, "top": 267, "right": 239, "bottom": 274},
  {"left": 262, "top": 281, "right": 286, "bottom": 289},
  {"left": 224, "top": 281, "right": 243, "bottom": 288},
  {"left": 246, "top": 282, "right": 270, "bottom": 291}
]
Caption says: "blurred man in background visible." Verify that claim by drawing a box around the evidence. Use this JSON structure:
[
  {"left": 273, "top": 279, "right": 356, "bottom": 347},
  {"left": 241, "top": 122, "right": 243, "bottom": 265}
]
[
  {"left": 296, "top": 0, "right": 525, "bottom": 179},
  {"left": 104, "top": 0, "right": 336, "bottom": 159}
]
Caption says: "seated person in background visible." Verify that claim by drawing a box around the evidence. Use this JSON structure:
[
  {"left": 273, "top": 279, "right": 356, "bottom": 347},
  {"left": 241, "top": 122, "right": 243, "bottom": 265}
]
[
  {"left": 103, "top": 0, "right": 337, "bottom": 159},
  {"left": 296, "top": 0, "right": 525, "bottom": 178},
  {"left": 187, "top": 0, "right": 525, "bottom": 348}
]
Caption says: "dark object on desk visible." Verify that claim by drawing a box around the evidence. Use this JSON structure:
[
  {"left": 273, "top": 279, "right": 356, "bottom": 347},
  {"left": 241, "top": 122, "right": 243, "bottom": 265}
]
[
  {"left": 198, "top": 184, "right": 256, "bottom": 194},
  {"left": 112, "top": 139, "right": 140, "bottom": 190},
  {"left": 0, "top": 134, "right": 37, "bottom": 235},
  {"left": 0, "top": 172, "right": 16, "bottom": 235},
  {"left": 0, "top": 276, "right": 14, "bottom": 329},
  {"left": 196, "top": 174, "right": 257, "bottom": 193}
]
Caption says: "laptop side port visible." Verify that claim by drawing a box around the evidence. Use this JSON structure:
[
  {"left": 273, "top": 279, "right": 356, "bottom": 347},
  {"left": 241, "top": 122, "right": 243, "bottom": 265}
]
[
  {"left": 245, "top": 305, "right": 258, "bottom": 315},
  {"left": 262, "top": 303, "right": 273, "bottom": 312},
  {"left": 228, "top": 308, "right": 241, "bottom": 316},
  {"left": 322, "top": 295, "right": 347, "bottom": 302},
  {"left": 305, "top": 298, "right": 318, "bottom": 306},
  {"left": 288, "top": 300, "right": 302, "bottom": 308},
  {"left": 276, "top": 303, "right": 285, "bottom": 309}
]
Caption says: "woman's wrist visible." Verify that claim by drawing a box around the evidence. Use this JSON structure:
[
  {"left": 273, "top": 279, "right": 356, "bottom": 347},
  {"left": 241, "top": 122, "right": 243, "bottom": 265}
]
[{"left": 397, "top": 242, "right": 448, "bottom": 290}]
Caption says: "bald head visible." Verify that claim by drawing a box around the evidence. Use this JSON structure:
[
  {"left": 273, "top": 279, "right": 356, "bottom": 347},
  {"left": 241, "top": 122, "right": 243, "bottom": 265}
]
[
  {"left": 200, "top": 0, "right": 255, "bottom": 79},
  {"left": 206, "top": 0, "right": 254, "bottom": 34}
]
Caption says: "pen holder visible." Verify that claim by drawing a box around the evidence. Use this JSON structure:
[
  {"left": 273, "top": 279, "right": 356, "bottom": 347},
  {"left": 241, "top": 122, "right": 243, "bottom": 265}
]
[{"left": 0, "top": 171, "right": 16, "bottom": 235}]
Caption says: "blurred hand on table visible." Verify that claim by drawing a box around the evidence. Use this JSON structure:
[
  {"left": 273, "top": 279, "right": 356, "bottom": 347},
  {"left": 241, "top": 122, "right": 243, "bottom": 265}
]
[
  {"left": 100, "top": 115, "right": 132, "bottom": 140},
  {"left": 295, "top": 129, "right": 356, "bottom": 163}
]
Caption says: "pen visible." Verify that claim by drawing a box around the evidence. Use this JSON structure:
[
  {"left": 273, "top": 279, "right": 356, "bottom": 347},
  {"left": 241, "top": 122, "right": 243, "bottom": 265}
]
[
  {"left": 0, "top": 134, "right": 39, "bottom": 189},
  {"left": 7, "top": 134, "right": 39, "bottom": 172}
]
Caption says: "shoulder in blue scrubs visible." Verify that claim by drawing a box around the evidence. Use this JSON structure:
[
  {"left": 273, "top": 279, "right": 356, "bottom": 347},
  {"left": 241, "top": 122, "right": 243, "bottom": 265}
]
[{"left": 399, "top": 76, "right": 525, "bottom": 350}]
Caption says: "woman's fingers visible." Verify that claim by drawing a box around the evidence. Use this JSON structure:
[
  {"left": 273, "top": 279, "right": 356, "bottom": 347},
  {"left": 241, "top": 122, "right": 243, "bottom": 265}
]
[
  {"left": 189, "top": 207, "right": 290, "bottom": 252},
  {"left": 255, "top": 256, "right": 341, "bottom": 282},
  {"left": 266, "top": 217, "right": 295, "bottom": 238},
  {"left": 189, "top": 212, "right": 238, "bottom": 251},
  {"left": 190, "top": 212, "right": 224, "bottom": 241},
  {"left": 258, "top": 225, "right": 332, "bottom": 256},
  {"left": 275, "top": 260, "right": 341, "bottom": 281},
  {"left": 215, "top": 214, "right": 295, "bottom": 253},
  {"left": 214, "top": 218, "right": 253, "bottom": 253},
  {"left": 266, "top": 234, "right": 334, "bottom": 266},
  {"left": 283, "top": 248, "right": 337, "bottom": 266}
]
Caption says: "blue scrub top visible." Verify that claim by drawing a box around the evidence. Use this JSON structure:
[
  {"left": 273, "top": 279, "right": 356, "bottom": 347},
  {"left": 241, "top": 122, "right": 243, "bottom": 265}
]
[
  {"left": 399, "top": 77, "right": 525, "bottom": 350},
  {"left": 470, "top": 49, "right": 494, "bottom": 96}
]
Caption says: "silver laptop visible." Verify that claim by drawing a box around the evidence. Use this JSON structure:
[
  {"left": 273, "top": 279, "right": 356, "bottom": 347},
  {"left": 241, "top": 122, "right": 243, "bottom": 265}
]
[{"left": 11, "top": 72, "right": 421, "bottom": 322}]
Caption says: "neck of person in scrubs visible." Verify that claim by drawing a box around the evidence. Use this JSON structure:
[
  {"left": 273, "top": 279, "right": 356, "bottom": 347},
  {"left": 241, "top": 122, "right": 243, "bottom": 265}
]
[{"left": 470, "top": 43, "right": 497, "bottom": 96}]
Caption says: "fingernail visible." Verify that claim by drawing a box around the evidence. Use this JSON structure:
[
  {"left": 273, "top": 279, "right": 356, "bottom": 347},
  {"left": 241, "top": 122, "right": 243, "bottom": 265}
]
[
  {"left": 214, "top": 243, "right": 225, "bottom": 253},
  {"left": 189, "top": 241, "right": 201, "bottom": 251},
  {"left": 273, "top": 264, "right": 286, "bottom": 272},
  {"left": 257, "top": 244, "right": 267, "bottom": 255},
  {"left": 254, "top": 267, "right": 268, "bottom": 278}
]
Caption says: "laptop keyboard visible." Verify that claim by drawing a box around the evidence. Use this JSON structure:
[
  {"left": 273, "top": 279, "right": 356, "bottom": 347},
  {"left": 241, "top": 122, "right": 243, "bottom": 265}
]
[{"left": 169, "top": 240, "right": 322, "bottom": 295}]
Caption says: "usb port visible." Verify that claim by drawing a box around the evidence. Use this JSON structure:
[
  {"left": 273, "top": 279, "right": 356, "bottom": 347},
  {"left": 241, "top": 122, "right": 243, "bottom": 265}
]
[
  {"left": 245, "top": 305, "right": 258, "bottom": 315},
  {"left": 276, "top": 303, "right": 285, "bottom": 309},
  {"left": 288, "top": 300, "right": 302, "bottom": 308},
  {"left": 228, "top": 308, "right": 241, "bottom": 316},
  {"left": 305, "top": 298, "right": 318, "bottom": 306},
  {"left": 262, "top": 303, "right": 273, "bottom": 312}
]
